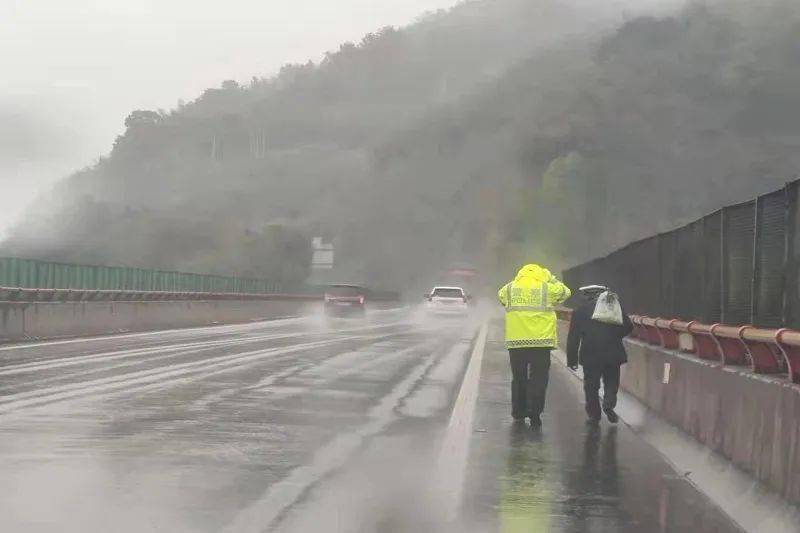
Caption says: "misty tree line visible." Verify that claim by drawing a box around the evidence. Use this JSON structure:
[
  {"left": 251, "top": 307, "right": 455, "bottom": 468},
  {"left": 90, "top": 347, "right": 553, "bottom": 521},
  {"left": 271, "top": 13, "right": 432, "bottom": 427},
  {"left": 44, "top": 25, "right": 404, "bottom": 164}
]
[
  {"left": 4, "top": 0, "right": 800, "bottom": 291},
  {"left": 367, "top": 0, "right": 800, "bottom": 286}
]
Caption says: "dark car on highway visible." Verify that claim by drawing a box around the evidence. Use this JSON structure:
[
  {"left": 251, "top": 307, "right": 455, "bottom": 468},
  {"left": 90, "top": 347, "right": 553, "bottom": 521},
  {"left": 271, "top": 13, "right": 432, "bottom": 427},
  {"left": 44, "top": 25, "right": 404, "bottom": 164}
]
[{"left": 324, "top": 284, "right": 367, "bottom": 317}]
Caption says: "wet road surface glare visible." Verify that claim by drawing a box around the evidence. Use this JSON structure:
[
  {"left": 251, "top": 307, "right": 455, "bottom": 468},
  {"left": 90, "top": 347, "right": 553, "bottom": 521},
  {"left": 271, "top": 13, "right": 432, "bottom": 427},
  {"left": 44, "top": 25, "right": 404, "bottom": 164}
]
[{"left": 0, "top": 310, "right": 743, "bottom": 532}]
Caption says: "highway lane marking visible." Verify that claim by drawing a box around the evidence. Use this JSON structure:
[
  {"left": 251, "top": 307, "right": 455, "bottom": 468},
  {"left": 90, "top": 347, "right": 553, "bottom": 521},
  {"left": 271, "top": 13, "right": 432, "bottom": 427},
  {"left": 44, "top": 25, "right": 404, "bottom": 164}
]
[
  {"left": 0, "top": 313, "right": 414, "bottom": 357},
  {"left": 0, "top": 320, "right": 413, "bottom": 377},
  {"left": 0, "top": 316, "right": 306, "bottom": 353},
  {"left": 248, "top": 339, "right": 441, "bottom": 398},
  {"left": 100, "top": 334, "right": 417, "bottom": 407},
  {"left": 187, "top": 337, "right": 437, "bottom": 410},
  {"left": 0, "top": 335, "right": 391, "bottom": 415},
  {"left": 0, "top": 327, "right": 417, "bottom": 396},
  {"left": 190, "top": 362, "right": 312, "bottom": 411},
  {"left": 0, "top": 331, "right": 305, "bottom": 376},
  {"left": 0, "top": 325, "right": 384, "bottom": 377},
  {"left": 435, "top": 320, "right": 489, "bottom": 522},
  {"left": 222, "top": 339, "right": 451, "bottom": 533},
  {"left": 399, "top": 340, "right": 472, "bottom": 418},
  {"left": 0, "top": 329, "right": 423, "bottom": 417},
  {"left": 0, "top": 343, "right": 270, "bottom": 395}
]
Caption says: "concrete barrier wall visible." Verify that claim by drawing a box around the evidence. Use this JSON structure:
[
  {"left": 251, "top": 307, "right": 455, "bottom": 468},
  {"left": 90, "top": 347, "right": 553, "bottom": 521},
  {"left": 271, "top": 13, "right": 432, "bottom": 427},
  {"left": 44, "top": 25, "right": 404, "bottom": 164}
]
[
  {"left": 557, "top": 320, "right": 800, "bottom": 505},
  {"left": 621, "top": 340, "right": 800, "bottom": 504},
  {"left": 0, "top": 300, "right": 314, "bottom": 343}
]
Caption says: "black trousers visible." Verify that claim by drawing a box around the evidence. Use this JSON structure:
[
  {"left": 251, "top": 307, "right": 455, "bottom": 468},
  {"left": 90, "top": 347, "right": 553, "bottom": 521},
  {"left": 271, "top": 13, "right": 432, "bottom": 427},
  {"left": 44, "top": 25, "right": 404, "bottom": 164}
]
[
  {"left": 509, "top": 348, "right": 552, "bottom": 419},
  {"left": 583, "top": 364, "right": 621, "bottom": 419}
]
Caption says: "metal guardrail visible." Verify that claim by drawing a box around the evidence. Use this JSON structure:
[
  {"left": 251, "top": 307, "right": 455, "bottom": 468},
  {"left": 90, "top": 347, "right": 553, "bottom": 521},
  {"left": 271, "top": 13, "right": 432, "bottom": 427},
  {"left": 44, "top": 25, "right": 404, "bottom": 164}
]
[
  {"left": 0, "top": 287, "right": 323, "bottom": 303},
  {"left": 0, "top": 287, "right": 402, "bottom": 304},
  {"left": 556, "top": 308, "right": 800, "bottom": 384}
]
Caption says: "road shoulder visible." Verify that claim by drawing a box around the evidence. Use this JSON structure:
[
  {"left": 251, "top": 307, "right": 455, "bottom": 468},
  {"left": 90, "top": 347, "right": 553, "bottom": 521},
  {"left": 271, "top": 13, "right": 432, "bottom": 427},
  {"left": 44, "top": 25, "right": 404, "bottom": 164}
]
[{"left": 456, "top": 319, "right": 743, "bottom": 532}]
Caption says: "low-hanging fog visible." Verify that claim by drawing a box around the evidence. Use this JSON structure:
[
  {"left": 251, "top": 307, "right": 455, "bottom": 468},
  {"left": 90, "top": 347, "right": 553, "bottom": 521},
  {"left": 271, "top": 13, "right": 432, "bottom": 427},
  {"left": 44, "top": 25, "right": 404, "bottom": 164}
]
[
  {"left": 0, "top": 0, "right": 458, "bottom": 237},
  {"left": 5, "top": 0, "right": 799, "bottom": 294}
]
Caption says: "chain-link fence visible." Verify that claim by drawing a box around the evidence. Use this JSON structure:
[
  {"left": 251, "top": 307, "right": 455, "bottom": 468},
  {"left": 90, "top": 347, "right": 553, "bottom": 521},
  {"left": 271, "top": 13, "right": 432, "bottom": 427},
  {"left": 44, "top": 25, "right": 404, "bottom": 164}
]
[{"left": 563, "top": 179, "right": 800, "bottom": 328}]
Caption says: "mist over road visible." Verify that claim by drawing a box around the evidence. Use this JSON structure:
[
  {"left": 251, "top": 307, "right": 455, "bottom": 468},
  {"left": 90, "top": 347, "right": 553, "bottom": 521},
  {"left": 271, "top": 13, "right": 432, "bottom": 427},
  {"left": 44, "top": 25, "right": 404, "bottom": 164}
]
[{"left": 0, "top": 308, "right": 479, "bottom": 532}]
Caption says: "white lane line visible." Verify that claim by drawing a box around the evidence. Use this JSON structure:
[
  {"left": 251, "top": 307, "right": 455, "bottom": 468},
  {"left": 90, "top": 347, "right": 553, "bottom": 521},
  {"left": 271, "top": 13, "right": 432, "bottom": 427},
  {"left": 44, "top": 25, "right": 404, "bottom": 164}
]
[
  {"left": 435, "top": 320, "right": 489, "bottom": 522},
  {"left": 188, "top": 338, "right": 435, "bottom": 411},
  {"left": 191, "top": 362, "right": 311, "bottom": 411},
  {"left": 0, "top": 316, "right": 305, "bottom": 352},
  {"left": 222, "top": 340, "right": 448, "bottom": 533},
  {"left": 0, "top": 320, "right": 412, "bottom": 377},
  {"left": 0, "top": 336, "right": 363, "bottom": 415},
  {"left": 0, "top": 331, "right": 300, "bottom": 376},
  {"left": 52, "top": 333, "right": 416, "bottom": 413},
  {"left": 0, "top": 315, "right": 414, "bottom": 355},
  {"left": 250, "top": 339, "right": 440, "bottom": 399},
  {"left": 0, "top": 331, "right": 415, "bottom": 416},
  {"left": 0, "top": 343, "right": 267, "bottom": 394},
  {"left": 399, "top": 340, "right": 472, "bottom": 418}
]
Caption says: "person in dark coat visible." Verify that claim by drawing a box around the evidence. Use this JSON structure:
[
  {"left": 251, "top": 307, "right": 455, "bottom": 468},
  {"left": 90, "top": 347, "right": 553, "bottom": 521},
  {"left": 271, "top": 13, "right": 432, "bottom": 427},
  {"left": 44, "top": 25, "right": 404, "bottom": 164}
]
[{"left": 566, "top": 285, "right": 633, "bottom": 424}]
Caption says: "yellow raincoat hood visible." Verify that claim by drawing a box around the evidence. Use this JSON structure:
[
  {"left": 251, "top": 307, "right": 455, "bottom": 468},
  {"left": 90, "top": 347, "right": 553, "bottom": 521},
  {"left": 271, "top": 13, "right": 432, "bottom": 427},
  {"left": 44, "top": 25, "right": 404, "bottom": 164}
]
[{"left": 514, "top": 264, "right": 552, "bottom": 283}]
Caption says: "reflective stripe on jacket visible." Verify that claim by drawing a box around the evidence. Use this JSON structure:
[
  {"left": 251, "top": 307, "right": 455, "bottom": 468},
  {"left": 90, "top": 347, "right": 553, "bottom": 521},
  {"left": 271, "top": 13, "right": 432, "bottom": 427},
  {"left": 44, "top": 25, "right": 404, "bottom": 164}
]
[{"left": 498, "top": 264, "right": 571, "bottom": 349}]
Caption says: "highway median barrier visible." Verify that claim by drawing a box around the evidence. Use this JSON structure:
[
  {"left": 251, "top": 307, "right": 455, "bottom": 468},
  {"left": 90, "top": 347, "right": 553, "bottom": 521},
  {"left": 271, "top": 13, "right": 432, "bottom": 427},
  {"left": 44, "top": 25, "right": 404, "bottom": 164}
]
[{"left": 0, "top": 286, "right": 403, "bottom": 344}]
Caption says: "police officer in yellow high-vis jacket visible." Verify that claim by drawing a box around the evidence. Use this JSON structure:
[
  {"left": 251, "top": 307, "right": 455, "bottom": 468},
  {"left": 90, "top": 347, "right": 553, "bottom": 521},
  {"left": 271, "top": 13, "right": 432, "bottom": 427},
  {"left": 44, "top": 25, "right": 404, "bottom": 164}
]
[{"left": 498, "top": 264, "right": 571, "bottom": 427}]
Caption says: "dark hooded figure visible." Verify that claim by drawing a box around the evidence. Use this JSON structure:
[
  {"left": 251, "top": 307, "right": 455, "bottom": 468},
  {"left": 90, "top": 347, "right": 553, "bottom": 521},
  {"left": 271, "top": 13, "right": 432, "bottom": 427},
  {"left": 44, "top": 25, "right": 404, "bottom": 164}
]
[{"left": 566, "top": 285, "right": 633, "bottom": 424}]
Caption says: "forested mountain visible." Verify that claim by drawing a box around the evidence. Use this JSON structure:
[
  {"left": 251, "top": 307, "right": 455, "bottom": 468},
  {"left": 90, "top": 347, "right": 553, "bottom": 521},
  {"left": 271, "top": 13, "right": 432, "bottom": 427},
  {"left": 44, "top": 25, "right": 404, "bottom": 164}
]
[
  {"left": 5, "top": 0, "right": 800, "bottom": 290},
  {"left": 369, "top": 0, "right": 800, "bottom": 284}
]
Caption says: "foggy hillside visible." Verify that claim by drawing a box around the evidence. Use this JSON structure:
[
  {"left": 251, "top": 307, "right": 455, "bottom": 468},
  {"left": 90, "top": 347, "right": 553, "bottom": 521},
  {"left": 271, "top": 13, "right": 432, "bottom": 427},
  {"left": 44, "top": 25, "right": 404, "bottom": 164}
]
[
  {"left": 368, "top": 0, "right": 800, "bottom": 285},
  {"left": 3, "top": 0, "right": 620, "bottom": 285},
  {"left": 6, "top": 0, "right": 800, "bottom": 290}
]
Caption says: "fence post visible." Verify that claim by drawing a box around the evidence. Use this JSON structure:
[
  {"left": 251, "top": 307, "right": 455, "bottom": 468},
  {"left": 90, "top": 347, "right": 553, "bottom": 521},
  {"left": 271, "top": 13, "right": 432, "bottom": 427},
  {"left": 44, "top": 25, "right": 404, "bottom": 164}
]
[
  {"left": 784, "top": 182, "right": 797, "bottom": 326},
  {"left": 720, "top": 207, "right": 727, "bottom": 324},
  {"left": 700, "top": 220, "right": 707, "bottom": 322},
  {"left": 658, "top": 236, "right": 665, "bottom": 317},
  {"left": 751, "top": 198, "right": 761, "bottom": 325}
]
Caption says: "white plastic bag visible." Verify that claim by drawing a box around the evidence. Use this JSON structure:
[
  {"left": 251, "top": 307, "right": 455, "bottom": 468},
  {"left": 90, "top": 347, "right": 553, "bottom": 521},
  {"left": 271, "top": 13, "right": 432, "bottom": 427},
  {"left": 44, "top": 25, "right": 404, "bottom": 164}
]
[{"left": 591, "top": 291, "right": 623, "bottom": 325}]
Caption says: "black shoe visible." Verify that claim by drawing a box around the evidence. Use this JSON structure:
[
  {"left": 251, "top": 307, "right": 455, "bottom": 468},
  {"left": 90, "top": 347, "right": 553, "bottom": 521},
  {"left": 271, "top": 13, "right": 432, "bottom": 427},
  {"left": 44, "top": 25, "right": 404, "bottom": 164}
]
[
  {"left": 529, "top": 415, "right": 542, "bottom": 428},
  {"left": 604, "top": 408, "right": 619, "bottom": 424}
]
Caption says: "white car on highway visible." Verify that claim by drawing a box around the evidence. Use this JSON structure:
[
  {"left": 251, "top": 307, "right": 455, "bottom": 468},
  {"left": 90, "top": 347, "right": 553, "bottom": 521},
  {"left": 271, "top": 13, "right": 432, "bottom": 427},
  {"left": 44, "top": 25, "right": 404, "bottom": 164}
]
[{"left": 424, "top": 286, "right": 470, "bottom": 316}]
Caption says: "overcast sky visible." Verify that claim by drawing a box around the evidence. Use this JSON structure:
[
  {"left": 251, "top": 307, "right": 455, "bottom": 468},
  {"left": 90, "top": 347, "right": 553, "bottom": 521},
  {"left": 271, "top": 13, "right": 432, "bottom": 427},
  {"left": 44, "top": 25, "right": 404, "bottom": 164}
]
[{"left": 0, "top": 0, "right": 459, "bottom": 235}]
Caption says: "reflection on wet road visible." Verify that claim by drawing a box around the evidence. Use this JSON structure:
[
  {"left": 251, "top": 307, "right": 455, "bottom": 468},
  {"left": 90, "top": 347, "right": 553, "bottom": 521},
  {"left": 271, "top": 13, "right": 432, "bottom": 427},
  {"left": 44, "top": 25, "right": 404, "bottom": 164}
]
[
  {"left": 460, "top": 324, "right": 742, "bottom": 533},
  {"left": 1, "top": 312, "right": 745, "bottom": 532},
  {"left": 0, "top": 309, "right": 478, "bottom": 532}
]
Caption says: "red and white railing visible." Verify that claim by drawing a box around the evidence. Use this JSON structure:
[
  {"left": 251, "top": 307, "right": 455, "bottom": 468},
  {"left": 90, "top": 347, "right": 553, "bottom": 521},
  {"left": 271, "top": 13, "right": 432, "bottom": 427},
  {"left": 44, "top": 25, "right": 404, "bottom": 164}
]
[{"left": 556, "top": 308, "right": 800, "bottom": 384}]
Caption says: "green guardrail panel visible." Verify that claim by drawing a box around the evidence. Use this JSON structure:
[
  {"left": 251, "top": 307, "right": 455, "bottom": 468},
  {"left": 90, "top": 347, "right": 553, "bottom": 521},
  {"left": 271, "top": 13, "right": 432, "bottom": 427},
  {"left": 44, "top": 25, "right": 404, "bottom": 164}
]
[{"left": 0, "top": 256, "right": 289, "bottom": 295}]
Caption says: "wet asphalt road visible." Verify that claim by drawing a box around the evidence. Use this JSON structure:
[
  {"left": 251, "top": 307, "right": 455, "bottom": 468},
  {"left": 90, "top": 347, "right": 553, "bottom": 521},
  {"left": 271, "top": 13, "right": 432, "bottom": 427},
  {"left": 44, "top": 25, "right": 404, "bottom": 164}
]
[
  {"left": 0, "top": 310, "right": 746, "bottom": 532},
  {"left": 0, "top": 308, "right": 479, "bottom": 532},
  {"left": 458, "top": 323, "right": 743, "bottom": 533}
]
